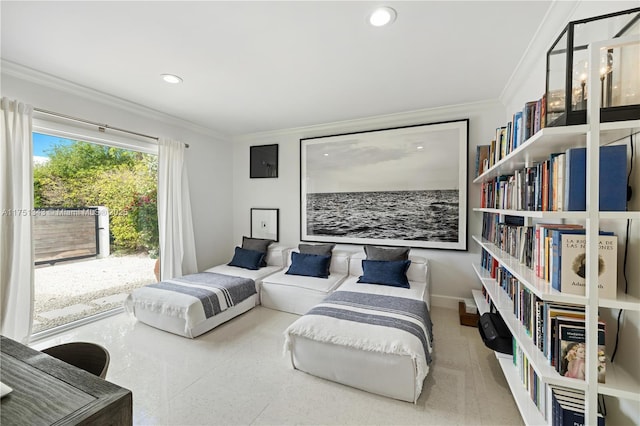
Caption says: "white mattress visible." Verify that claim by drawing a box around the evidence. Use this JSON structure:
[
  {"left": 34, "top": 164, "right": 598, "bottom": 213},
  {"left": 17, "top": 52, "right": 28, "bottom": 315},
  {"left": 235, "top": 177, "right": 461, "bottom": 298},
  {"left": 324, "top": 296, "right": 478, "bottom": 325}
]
[
  {"left": 261, "top": 271, "right": 347, "bottom": 315},
  {"left": 285, "top": 255, "right": 432, "bottom": 403},
  {"left": 260, "top": 250, "right": 352, "bottom": 315}
]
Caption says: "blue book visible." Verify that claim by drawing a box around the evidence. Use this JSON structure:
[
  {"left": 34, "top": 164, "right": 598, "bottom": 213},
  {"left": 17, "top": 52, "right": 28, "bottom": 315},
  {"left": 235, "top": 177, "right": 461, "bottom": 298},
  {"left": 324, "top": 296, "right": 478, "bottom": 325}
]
[
  {"left": 513, "top": 111, "right": 523, "bottom": 149},
  {"left": 552, "top": 392, "right": 605, "bottom": 426},
  {"left": 564, "top": 145, "right": 627, "bottom": 211}
]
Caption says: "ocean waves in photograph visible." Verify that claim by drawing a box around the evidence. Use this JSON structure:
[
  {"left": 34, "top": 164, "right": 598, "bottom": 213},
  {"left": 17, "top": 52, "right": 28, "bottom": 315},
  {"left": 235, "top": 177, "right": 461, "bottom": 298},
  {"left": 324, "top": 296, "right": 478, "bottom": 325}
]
[{"left": 306, "top": 190, "right": 459, "bottom": 242}]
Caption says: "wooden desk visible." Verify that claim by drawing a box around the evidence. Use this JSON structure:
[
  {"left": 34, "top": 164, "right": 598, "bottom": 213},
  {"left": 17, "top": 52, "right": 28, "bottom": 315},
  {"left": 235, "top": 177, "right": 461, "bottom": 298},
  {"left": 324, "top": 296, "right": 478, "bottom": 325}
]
[{"left": 0, "top": 335, "right": 132, "bottom": 425}]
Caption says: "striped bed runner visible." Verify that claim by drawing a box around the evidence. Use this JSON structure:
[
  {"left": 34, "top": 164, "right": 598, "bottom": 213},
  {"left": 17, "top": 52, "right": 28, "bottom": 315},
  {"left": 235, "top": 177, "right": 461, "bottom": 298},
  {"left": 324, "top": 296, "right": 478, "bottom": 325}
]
[
  {"left": 305, "top": 290, "right": 433, "bottom": 364},
  {"left": 147, "top": 272, "right": 256, "bottom": 319}
]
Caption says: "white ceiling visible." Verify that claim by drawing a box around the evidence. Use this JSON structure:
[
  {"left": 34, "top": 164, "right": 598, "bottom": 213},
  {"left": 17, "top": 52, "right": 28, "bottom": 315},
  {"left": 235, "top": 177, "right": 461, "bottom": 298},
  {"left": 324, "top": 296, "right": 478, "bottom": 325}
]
[{"left": 1, "top": 1, "right": 553, "bottom": 136}]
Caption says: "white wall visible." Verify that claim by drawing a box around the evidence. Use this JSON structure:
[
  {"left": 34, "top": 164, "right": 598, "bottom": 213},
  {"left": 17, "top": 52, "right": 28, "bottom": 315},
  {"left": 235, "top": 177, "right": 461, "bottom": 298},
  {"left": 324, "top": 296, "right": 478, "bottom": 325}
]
[
  {"left": 1, "top": 65, "right": 235, "bottom": 271},
  {"left": 233, "top": 101, "right": 505, "bottom": 308}
]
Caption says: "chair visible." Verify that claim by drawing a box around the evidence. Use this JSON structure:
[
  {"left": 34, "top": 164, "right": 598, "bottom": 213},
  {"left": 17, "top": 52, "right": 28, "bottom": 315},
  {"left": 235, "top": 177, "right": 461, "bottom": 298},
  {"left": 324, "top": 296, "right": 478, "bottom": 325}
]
[{"left": 42, "top": 342, "right": 110, "bottom": 379}]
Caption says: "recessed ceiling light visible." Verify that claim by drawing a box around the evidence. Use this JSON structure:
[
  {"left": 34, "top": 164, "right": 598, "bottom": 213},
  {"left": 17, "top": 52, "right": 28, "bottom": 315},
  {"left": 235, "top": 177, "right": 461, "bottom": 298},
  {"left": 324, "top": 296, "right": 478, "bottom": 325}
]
[
  {"left": 417, "top": 146, "right": 424, "bottom": 150},
  {"left": 369, "top": 7, "right": 396, "bottom": 27},
  {"left": 161, "top": 74, "right": 183, "bottom": 84}
]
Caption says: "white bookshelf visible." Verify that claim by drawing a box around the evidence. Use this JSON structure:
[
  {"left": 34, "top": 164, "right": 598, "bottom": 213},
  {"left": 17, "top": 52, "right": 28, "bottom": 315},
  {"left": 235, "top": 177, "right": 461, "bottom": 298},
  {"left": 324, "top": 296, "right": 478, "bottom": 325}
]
[
  {"left": 496, "top": 354, "right": 547, "bottom": 426},
  {"left": 472, "top": 236, "right": 640, "bottom": 312},
  {"left": 471, "top": 36, "right": 640, "bottom": 426}
]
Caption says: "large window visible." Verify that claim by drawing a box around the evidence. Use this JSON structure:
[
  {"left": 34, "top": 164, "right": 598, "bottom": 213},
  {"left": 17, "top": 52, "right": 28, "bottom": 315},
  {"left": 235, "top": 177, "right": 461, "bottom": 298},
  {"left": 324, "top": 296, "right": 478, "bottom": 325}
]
[{"left": 32, "top": 128, "right": 159, "bottom": 336}]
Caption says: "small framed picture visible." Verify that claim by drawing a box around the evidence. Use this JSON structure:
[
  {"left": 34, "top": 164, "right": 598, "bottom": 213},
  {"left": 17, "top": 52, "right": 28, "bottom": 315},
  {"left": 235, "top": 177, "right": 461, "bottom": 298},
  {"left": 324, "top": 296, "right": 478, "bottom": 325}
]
[
  {"left": 250, "top": 144, "right": 278, "bottom": 178},
  {"left": 250, "top": 208, "right": 279, "bottom": 241}
]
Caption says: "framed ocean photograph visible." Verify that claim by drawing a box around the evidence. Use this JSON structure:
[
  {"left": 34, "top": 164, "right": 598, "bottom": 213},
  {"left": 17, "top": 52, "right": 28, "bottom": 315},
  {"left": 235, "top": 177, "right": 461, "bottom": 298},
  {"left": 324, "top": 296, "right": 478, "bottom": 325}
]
[{"left": 300, "top": 119, "right": 468, "bottom": 250}]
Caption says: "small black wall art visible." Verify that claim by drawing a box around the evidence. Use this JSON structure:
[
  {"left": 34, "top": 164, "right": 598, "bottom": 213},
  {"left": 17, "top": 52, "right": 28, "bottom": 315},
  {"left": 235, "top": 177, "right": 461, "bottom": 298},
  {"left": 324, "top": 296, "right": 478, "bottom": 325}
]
[{"left": 250, "top": 144, "right": 278, "bottom": 178}]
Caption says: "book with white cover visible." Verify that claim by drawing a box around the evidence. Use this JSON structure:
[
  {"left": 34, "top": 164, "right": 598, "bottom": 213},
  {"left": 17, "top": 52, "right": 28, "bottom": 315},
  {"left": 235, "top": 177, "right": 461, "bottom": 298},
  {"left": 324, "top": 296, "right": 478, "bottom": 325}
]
[{"left": 560, "top": 234, "right": 617, "bottom": 299}]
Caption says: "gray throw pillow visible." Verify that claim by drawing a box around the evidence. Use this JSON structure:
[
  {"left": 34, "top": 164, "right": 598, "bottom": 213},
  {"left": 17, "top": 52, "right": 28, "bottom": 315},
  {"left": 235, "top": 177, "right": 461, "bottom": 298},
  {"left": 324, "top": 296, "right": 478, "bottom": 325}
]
[
  {"left": 298, "top": 243, "right": 335, "bottom": 256},
  {"left": 364, "top": 245, "right": 410, "bottom": 261},
  {"left": 242, "top": 236, "right": 273, "bottom": 266}
]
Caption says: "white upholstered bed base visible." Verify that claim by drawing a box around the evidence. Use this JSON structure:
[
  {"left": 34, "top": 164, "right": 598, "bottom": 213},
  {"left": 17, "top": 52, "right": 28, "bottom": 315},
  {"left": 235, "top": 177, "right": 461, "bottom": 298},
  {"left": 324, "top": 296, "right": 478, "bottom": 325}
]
[
  {"left": 260, "top": 250, "right": 351, "bottom": 315},
  {"left": 289, "top": 333, "right": 419, "bottom": 402},
  {"left": 133, "top": 294, "right": 258, "bottom": 338},
  {"left": 285, "top": 254, "right": 431, "bottom": 403}
]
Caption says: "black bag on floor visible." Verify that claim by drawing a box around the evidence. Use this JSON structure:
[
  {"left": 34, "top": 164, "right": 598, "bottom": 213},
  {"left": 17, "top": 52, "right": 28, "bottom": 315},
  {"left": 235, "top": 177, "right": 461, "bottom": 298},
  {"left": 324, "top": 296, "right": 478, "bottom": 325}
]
[{"left": 478, "top": 312, "right": 513, "bottom": 355}]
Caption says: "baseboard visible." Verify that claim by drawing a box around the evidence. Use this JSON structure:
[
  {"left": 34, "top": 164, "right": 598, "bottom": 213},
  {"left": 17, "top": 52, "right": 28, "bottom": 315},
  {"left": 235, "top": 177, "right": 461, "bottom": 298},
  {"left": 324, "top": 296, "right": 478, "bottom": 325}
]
[{"left": 431, "top": 295, "right": 460, "bottom": 310}]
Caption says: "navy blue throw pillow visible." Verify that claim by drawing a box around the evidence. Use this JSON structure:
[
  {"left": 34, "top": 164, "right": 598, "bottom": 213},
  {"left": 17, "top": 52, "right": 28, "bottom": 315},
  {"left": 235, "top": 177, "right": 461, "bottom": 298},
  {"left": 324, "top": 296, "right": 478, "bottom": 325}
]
[
  {"left": 285, "top": 252, "right": 331, "bottom": 279},
  {"left": 357, "top": 259, "right": 411, "bottom": 288},
  {"left": 228, "top": 247, "right": 264, "bottom": 270}
]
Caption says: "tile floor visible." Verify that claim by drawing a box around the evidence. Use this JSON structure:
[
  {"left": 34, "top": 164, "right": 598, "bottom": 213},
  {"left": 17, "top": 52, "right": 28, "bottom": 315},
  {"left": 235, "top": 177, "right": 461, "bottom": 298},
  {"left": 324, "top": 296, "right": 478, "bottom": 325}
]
[{"left": 31, "top": 305, "right": 524, "bottom": 426}]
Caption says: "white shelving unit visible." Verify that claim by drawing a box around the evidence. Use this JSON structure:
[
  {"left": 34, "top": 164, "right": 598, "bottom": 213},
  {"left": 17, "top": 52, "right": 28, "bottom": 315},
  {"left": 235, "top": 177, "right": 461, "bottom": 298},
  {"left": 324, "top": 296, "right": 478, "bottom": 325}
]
[{"left": 471, "top": 38, "right": 640, "bottom": 426}]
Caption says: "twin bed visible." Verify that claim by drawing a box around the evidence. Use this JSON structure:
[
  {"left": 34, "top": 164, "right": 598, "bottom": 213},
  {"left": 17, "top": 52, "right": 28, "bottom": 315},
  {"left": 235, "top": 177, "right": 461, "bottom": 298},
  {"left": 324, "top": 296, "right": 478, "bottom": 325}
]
[
  {"left": 125, "top": 245, "right": 433, "bottom": 403},
  {"left": 124, "top": 245, "right": 287, "bottom": 338},
  {"left": 284, "top": 253, "right": 432, "bottom": 403}
]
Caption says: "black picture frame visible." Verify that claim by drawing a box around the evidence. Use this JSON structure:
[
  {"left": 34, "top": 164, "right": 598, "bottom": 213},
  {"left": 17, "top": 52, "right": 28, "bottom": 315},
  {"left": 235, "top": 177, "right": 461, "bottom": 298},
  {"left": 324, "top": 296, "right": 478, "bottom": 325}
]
[
  {"left": 250, "top": 208, "right": 279, "bottom": 242},
  {"left": 300, "top": 119, "right": 469, "bottom": 251},
  {"left": 250, "top": 144, "right": 278, "bottom": 178}
]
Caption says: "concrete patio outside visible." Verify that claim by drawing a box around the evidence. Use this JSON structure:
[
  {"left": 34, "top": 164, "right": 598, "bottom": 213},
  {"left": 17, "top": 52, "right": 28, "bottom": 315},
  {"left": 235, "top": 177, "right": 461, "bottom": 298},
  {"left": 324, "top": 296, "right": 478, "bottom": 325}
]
[{"left": 33, "top": 254, "right": 156, "bottom": 334}]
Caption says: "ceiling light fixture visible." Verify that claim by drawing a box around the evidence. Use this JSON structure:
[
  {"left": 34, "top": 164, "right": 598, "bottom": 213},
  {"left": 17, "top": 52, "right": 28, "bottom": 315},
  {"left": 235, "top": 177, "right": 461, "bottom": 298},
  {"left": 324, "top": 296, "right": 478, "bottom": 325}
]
[
  {"left": 161, "top": 74, "right": 183, "bottom": 84},
  {"left": 369, "top": 6, "right": 396, "bottom": 27}
]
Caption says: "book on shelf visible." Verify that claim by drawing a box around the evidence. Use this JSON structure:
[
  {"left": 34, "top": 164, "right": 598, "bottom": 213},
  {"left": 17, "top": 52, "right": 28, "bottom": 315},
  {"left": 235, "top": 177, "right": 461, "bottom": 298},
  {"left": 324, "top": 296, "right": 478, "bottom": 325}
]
[
  {"left": 497, "top": 126, "right": 507, "bottom": 161},
  {"left": 534, "top": 223, "right": 583, "bottom": 279},
  {"left": 564, "top": 145, "right": 628, "bottom": 211},
  {"left": 560, "top": 234, "right": 618, "bottom": 299},
  {"left": 511, "top": 341, "right": 546, "bottom": 415},
  {"left": 551, "top": 229, "right": 586, "bottom": 290},
  {"left": 475, "top": 144, "right": 490, "bottom": 177},
  {"left": 551, "top": 229, "right": 615, "bottom": 292},
  {"left": 547, "top": 152, "right": 563, "bottom": 211},
  {"left": 535, "top": 162, "right": 543, "bottom": 210},
  {"left": 555, "top": 316, "right": 606, "bottom": 383},
  {"left": 489, "top": 139, "right": 496, "bottom": 169},
  {"left": 545, "top": 303, "right": 585, "bottom": 364},
  {"left": 513, "top": 111, "right": 523, "bottom": 149},
  {"left": 540, "top": 93, "right": 547, "bottom": 130},
  {"left": 525, "top": 166, "right": 537, "bottom": 211},
  {"left": 555, "top": 153, "right": 566, "bottom": 211},
  {"left": 522, "top": 100, "right": 537, "bottom": 142},
  {"left": 534, "top": 98, "right": 542, "bottom": 134},
  {"left": 550, "top": 386, "right": 605, "bottom": 426},
  {"left": 542, "top": 159, "right": 550, "bottom": 212}
]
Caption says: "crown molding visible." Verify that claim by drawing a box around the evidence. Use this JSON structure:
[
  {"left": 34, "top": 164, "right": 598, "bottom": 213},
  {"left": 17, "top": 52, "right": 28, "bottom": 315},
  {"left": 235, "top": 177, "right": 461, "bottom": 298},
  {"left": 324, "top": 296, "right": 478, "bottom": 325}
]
[
  {"left": 1, "top": 59, "right": 229, "bottom": 141},
  {"left": 499, "top": 1, "right": 580, "bottom": 105},
  {"left": 234, "top": 99, "right": 502, "bottom": 142}
]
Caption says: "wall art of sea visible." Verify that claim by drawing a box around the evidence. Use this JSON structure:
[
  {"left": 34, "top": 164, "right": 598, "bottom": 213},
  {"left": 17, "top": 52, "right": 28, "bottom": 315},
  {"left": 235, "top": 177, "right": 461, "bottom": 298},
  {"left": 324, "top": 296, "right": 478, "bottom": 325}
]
[{"left": 306, "top": 190, "right": 459, "bottom": 242}]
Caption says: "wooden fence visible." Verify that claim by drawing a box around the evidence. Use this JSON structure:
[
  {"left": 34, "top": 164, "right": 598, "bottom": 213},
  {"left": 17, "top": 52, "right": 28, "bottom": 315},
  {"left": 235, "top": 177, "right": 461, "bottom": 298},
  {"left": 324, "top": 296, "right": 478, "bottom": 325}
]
[{"left": 34, "top": 208, "right": 99, "bottom": 265}]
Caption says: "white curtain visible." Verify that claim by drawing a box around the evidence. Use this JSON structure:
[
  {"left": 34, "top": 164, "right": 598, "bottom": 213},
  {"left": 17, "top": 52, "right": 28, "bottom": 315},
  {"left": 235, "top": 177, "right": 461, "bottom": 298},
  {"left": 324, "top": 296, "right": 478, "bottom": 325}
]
[
  {"left": 158, "top": 137, "right": 197, "bottom": 280},
  {"left": 0, "top": 98, "right": 34, "bottom": 343}
]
